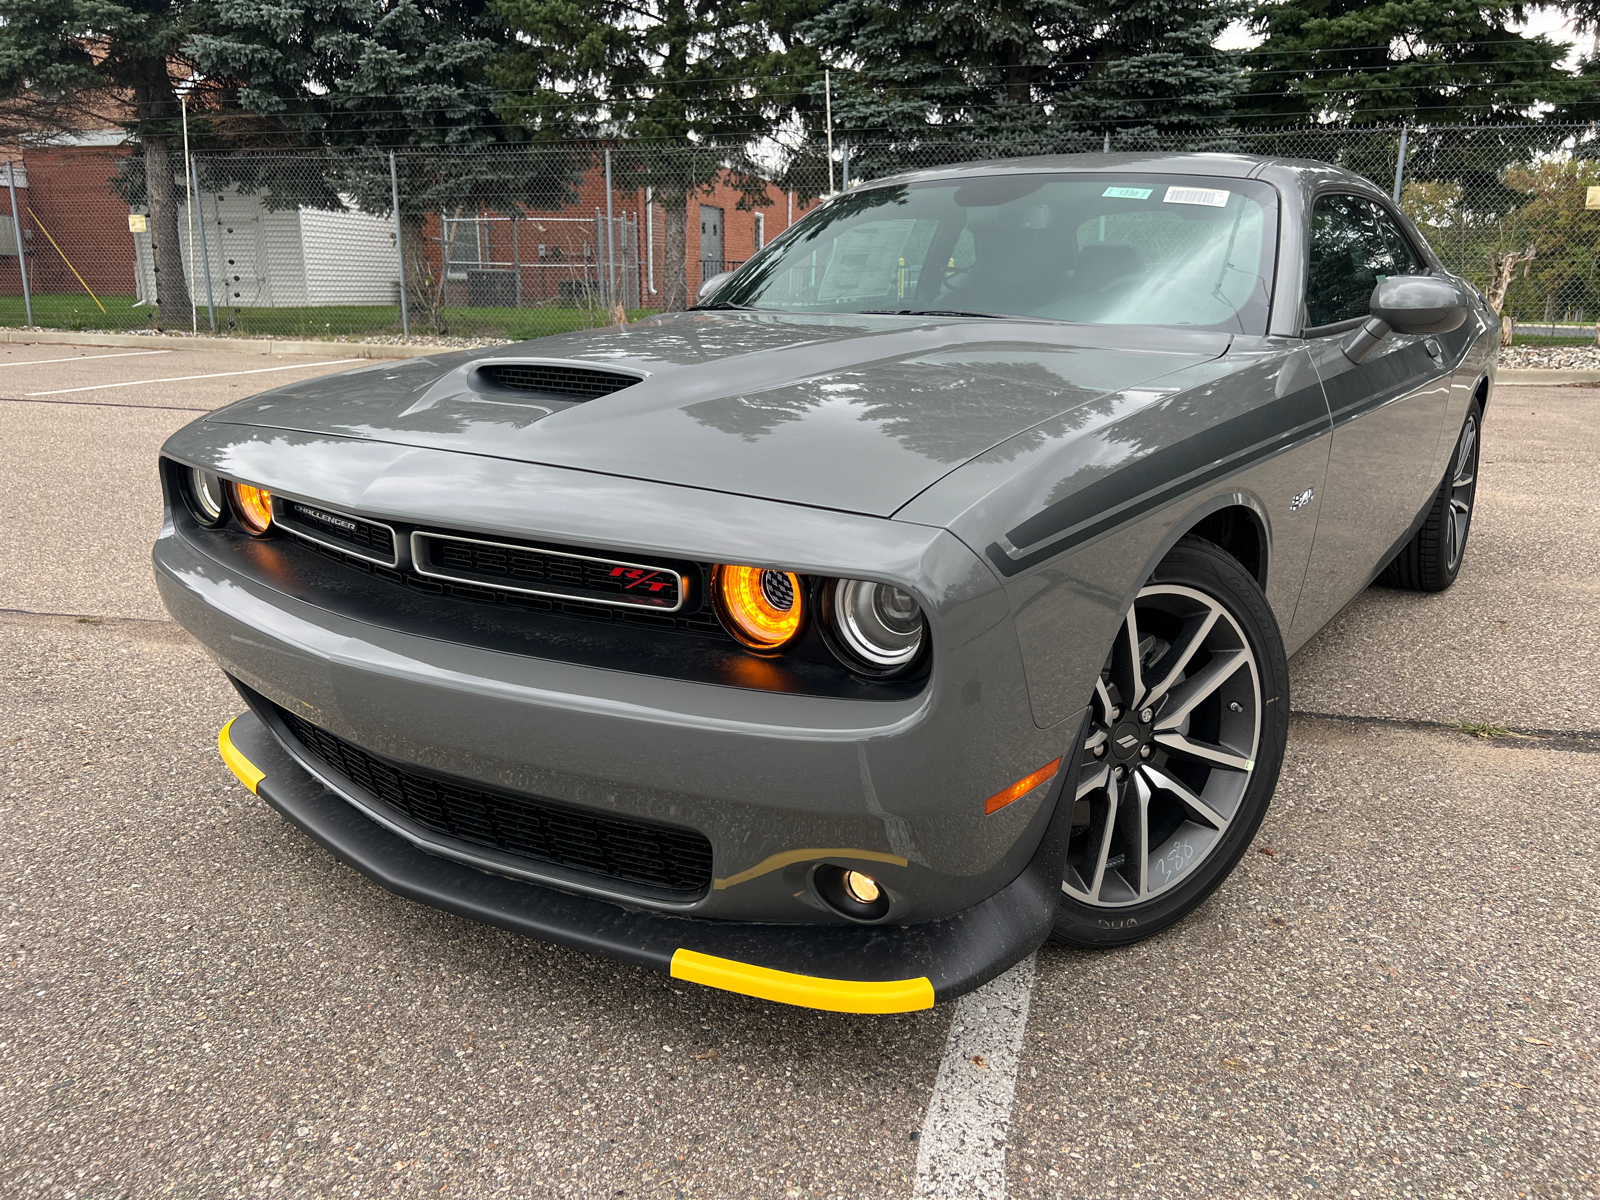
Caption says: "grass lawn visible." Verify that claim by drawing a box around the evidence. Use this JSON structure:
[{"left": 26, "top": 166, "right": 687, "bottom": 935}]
[
  {"left": 0, "top": 294, "right": 658, "bottom": 342},
  {"left": 1504, "top": 333, "right": 1598, "bottom": 348}
]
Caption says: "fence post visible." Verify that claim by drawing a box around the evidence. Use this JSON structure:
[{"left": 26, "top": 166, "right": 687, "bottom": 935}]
[
  {"left": 842, "top": 141, "right": 850, "bottom": 189},
  {"left": 1392, "top": 124, "right": 1409, "bottom": 204},
  {"left": 1103, "top": 132, "right": 1111, "bottom": 154},
  {"left": 390, "top": 151, "right": 409, "bottom": 338},
  {"left": 604, "top": 148, "right": 616, "bottom": 311},
  {"left": 5, "top": 162, "right": 31, "bottom": 327},
  {"left": 189, "top": 157, "right": 217, "bottom": 333}
]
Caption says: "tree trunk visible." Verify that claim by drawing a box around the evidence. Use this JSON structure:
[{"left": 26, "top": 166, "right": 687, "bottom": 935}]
[
  {"left": 399, "top": 212, "right": 444, "bottom": 332},
  {"left": 142, "top": 134, "right": 190, "bottom": 327},
  {"left": 661, "top": 192, "right": 688, "bottom": 311}
]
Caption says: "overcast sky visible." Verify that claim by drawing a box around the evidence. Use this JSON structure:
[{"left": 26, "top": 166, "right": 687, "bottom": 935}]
[{"left": 1216, "top": 11, "right": 1595, "bottom": 69}]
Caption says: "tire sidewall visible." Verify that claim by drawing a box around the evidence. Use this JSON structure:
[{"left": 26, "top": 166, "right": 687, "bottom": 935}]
[{"left": 1049, "top": 538, "right": 1291, "bottom": 949}]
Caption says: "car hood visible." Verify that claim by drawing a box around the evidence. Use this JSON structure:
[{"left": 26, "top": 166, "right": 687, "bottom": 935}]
[{"left": 213, "top": 311, "right": 1232, "bottom": 518}]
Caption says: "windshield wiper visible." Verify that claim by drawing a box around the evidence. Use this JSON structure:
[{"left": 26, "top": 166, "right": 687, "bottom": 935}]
[
  {"left": 861, "top": 308, "right": 1009, "bottom": 319},
  {"left": 689, "top": 301, "right": 755, "bottom": 311}
]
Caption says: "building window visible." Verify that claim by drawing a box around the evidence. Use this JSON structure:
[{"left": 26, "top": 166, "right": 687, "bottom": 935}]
[{"left": 754, "top": 212, "right": 765, "bottom": 251}]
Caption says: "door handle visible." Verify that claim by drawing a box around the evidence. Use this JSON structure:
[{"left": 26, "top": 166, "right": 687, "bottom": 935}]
[{"left": 1424, "top": 336, "right": 1445, "bottom": 363}]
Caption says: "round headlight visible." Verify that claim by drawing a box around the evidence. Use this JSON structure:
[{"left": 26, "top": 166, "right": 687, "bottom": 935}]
[
  {"left": 187, "top": 467, "right": 226, "bottom": 526},
  {"left": 831, "top": 579, "right": 925, "bottom": 669},
  {"left": 713, "top": 564, "right": 804, "bottom": 650},
  {"left": 228, "top": 481, "right": 274, "bottom": 536}
]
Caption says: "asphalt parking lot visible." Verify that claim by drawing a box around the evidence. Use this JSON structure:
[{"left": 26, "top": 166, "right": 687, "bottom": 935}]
[{"left": 2, "top": 345, "right": 1597, "bottom": 1200}]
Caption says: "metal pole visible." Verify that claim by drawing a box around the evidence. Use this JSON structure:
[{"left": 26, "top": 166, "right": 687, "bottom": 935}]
[
  {"left": 604, "top": 149, "right": 616, "bottom": 310},
  {"left": 841, "top": 141, "right": 850, "bottom": 190},
  {"left": 1103, "top": 131, "right": 1111, "bottom": 154},
  {"left": 1392, "top": 124, "right": 1409, "bottom": 204},
  {"left": 190, "top": 156, "right": 217, "bottom": 332},
  {"left": 646, "top": 187, "right": 656, "bottom": 295},
  {"left": 181, "top": 94, "right": 197, "bottom": 334},
  {"left": 6, "top": 162, "right": 32, "bottom": 327},
  {"left": 389, "top": 151, "right": 409, "bottom": 337},
  {"left": 825, "top": 70, "right": 835, "bottom": 193}
]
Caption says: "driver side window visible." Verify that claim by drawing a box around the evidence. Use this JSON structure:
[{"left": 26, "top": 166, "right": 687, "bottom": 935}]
[{"left": 1306, "top": 194, "right": 1421, "bottom": 329}]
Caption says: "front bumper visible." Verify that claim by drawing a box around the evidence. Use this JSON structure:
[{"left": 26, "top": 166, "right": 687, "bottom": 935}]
[{"left": 220, "top": 711, "right": 1071, "bottom": 1012}]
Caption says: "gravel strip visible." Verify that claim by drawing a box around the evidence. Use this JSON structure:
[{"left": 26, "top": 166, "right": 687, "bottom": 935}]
[{"left": 1498, "top": 345, "right": 1600, "bottom": 369}]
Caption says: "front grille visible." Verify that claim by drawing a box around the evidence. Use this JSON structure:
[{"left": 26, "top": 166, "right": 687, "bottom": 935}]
[
  {"left": 416, "top": 532, "right": 684, "bottom": 611},
  {"left": 276, "top": 706, "right": 714, "bottom": 897},
  {"left": 482, "top": 363, "right": 641, "bottom": 400},
  {"left": 278, "top": 500, "right": 397, "bottom": 564}
]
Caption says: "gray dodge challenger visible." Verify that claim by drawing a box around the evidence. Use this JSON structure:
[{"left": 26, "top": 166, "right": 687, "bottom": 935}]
[{"left": 155, "top": 153, "right": 1493, "bottom": 1012}]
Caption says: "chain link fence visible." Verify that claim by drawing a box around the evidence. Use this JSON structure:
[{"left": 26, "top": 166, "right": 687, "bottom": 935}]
[{"left": 5, "top": 124, "right": 1600, "bottom": 343}]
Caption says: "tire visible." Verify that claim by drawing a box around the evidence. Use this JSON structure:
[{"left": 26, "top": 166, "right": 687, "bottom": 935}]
[
  {"left": 1048, "top": 537, "right": 1290, "bottom": 949},
  {"left": 1378, "top": 400, "right": 1482, "bottom": 592}
]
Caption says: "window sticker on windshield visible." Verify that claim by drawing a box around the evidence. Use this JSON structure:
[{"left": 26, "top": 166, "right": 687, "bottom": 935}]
[
  {"left": 1164, "top": 186, "right": 1231, "bottom": 208},
  {"left": 1102, "top": 186, "right": 1153, "bottom": 200}
]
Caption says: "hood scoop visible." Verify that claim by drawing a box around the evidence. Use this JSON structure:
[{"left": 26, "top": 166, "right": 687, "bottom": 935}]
[{"left": 476, "top": 361, "right": 644, "bottom": 401}]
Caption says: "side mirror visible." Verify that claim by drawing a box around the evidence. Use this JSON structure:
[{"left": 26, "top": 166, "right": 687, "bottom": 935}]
[
  {"left": 697, "top": 271, "right": 735, "bottom": 303},
  {"left": 1344, "top": 275, "right": 1469, "bottom": 364}
]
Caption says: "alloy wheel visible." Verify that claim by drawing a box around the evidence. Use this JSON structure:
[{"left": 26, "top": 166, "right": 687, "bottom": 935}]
[
  {"left": 1063, "top": 584, "right": 1262, "bottom": 908},
  {"left": 1445, "top": 412, "right": 1479, "bottom": 573}
]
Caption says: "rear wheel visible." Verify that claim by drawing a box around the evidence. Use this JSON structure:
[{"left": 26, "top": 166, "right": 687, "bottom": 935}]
[
  {"left": 1379, "top": 401, "right": 1481, "bottom": 592},
  {"left": 1049, "top": 538, "right": 1289, "bottom": 949}
]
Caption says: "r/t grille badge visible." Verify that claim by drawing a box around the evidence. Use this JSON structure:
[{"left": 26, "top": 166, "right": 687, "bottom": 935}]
[{"left": 1290, "top": 488, "right": 1316, "bottom": 512}]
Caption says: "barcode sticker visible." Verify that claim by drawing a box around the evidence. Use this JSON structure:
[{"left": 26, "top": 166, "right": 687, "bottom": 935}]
[
  {"left": 1102, "top": 186, "right": 1153, "bottom": 200},
  {"left": 1164, "top": 186, "right": 1231, "bottom": 208}
]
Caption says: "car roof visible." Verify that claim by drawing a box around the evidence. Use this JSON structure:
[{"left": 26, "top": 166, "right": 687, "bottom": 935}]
[{"left": 854, "top": 151, "right": 1370, "bottom": 193}]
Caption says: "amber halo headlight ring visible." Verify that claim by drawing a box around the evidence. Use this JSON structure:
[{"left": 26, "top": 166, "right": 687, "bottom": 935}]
[
  {"left": 184, "top": 467, "right": 228, "bottom": 527},
  {"left": 825, "top": 578, "right": 927, "bottom": 674},
  {"left": 226, "top": 480, "right": 275, "bottom": 537},
  {"left": 712, "top": 563, "right": 805, "bottom": 652}
]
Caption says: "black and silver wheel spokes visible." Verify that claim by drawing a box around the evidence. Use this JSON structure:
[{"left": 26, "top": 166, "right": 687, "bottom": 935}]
[
  {"left": 1063, "top": 584, "right": 1261, "bottom": 908},
  {"left": 1446, "top": 414, "right": 1478, "bottom": 573}
]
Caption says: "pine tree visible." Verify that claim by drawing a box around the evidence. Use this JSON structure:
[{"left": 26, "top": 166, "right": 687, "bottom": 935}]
[
  {"left": 489, "top": 0, "right": 822, "bottom": 309},
  {"left": 0, "top": 0, "right": 199, "bottom": 324},
  {"left": 187, "top": 0, "right": 536, "bottom": 330},
  {"left": 799, "top": 0, "right": 1243, "bottom": 162},
  {"left": 1239, "top": 0, "right": 1581, "bottom": 125}
]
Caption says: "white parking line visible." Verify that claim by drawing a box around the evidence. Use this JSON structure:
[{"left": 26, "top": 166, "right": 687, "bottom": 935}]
[
  {"left": 24, "top": 358, "right": 365, "bottom": 396},
  {"left": 913, "top": 955, "right": 1036, "bottom": 1199},
  {"left": 0, "top": 350, "right": 172, "bottom": 367}
]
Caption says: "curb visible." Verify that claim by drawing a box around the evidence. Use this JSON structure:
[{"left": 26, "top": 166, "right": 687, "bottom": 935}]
[
  {"left": 0, "top": 328, "right": 461, "bottom": 360},
  {"left": 1497, "top": 368, "right": 1600, "bottom": 385}
]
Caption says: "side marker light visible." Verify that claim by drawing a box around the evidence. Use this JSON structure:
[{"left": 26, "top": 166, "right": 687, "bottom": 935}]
[{"left": 984, "top": 757, "right": 1063, "bottom": 815}]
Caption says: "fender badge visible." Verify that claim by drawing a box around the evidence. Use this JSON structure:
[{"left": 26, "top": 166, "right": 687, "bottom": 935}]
[{"left": 1290, "top": 488, "right": 1316, "bottom": 512}]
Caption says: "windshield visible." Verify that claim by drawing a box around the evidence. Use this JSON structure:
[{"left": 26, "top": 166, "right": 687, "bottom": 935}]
[{"left": 712, "top": 173, "right": 1277, "bottom": 333}]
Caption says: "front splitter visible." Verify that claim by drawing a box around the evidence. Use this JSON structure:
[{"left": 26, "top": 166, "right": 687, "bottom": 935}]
[{"left": 219, "top": 710, "right": 1069, "bottom": 1012}]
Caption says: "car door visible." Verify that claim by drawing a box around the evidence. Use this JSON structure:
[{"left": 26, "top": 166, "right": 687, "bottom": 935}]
[{"left": 1290, "top": 192, "right": 1454, "bottom": 643}]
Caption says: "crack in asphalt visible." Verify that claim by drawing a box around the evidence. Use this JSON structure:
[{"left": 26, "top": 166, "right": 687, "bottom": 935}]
[{"left": 1289, "top": 709, "right": 1600, "bottom": 754}]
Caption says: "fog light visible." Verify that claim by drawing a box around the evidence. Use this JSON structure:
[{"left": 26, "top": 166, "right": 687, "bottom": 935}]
[
  {"left": 228, "top": 481, "right": 274, "bottom": 536},
  {"left": 844, "top": 870, "right": 881, "bottom": 904},
  {"left": 814, "top": 864, "right": 892, "bottom": 921}
]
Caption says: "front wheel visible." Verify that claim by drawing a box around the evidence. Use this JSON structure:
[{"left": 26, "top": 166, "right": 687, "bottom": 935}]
[
  {"left": 1049, "top": 537, "right": 1290, "bottom": 949},
  {"left": 1378, "top": 401, "right": 1481, "bottom": 592}
]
